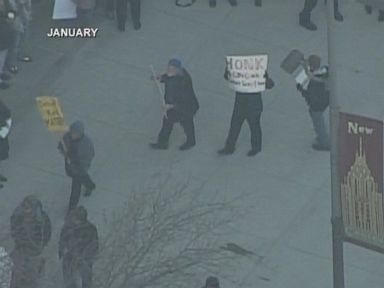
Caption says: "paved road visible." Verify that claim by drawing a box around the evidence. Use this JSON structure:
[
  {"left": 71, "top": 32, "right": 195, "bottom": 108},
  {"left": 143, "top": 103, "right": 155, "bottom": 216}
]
[{"left": 0, "top": 0, "right": 383, "bottom": 287}]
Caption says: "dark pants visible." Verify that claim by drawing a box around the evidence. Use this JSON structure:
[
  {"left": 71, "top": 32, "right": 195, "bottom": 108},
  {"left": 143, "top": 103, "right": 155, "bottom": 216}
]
[
  {"left": 116, "top": 0, "right": 141, "bottom": 30},
  {"left": 68, "top": 169, "right": 95, "bottom": 211},
  {"left": 62, "top": 253, "right": 93, "bottom": 288},
  {"left": 225, "top": 106, "right": 262, "bottom": 151},
  {"left": 157, "top": 109, "right": 195, "bottom": 146},
  {"left": 10, "top": 249, "right": 44, "bottom": 288},
  {"left": 300, "top": 0, "right": 340, "bottom": 21}
]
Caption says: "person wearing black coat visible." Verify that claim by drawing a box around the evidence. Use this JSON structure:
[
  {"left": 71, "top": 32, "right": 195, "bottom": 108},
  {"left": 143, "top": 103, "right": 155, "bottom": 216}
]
[
  {"left": 0, "top": 10, "right": 14, "bottom": 89},
  {"left": 0, "top": 100, "right": 11, "bottom": 188},
  {"left": 150, "top": 58, "right": 199, "bottom": 151},
  {"left": 218, "top": 68, "right": 274, "bottom": 157},
  {"left": 58, "top": 121, "right": 96, "bottom": 213},
  {"left": 115, "top": 0, "right": 141, "bottom": 31},
  {"left": 296, "top": 55, "right": 330, "bottom": 151},
  {"left": 10, "top": 195, "right": 52, "bottom": 288},
  {"left": 59, "top": 206, "right": 99, "bottom": 288}
]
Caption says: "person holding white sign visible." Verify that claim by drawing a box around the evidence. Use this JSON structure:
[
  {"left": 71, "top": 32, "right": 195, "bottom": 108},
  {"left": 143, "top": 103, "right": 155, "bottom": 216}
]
[{"left": 218, "top": 60, "right": 274, "bottom": 157}]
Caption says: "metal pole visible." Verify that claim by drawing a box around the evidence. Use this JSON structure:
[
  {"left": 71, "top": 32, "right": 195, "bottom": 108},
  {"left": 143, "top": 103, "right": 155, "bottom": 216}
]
[{"left": 326, "top": 1, "right": 345, "bottom": 288}]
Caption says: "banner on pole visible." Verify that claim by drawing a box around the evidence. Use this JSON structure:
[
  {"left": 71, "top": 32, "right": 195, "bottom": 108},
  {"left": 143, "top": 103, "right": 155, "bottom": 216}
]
[
  {"left": 52, "top": 0, "right": 77, "bottom": 20},
  {"left": 36, "top": 97, "right": 68, "bottom": 132},
  {"left": 339, "top": 112, "right": 384, "bottom": 250},
  {"left": 225, "top": 55, "right": 268, "bottom": 93}
]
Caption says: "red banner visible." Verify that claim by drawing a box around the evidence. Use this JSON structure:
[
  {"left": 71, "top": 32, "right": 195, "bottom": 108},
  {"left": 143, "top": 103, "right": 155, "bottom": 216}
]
[{"left": 339, "top": 113, "right": 384, "bottom": 249}]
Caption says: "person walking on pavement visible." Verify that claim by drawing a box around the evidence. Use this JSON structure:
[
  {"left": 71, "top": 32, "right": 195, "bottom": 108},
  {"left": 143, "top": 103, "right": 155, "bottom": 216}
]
[
  {"left": 299, "top": 0, "right": 343, "bottom": 31},
  {"left": 217, "top": 66, "right": 274, "bottom": 157},
  {"left": 0, "top": 8, "right": 14, "bottom": 89},
  {"left": 10, "top": 195, "right": 52, "bottom": 288},
  {"left": 116, "top": 0, "right": 141, "bottom": 31},
  {"left": 5, "top": 0, "right": 32, "bottom": 74},
  {"left": 59, "top": 206, "right": 99, "bottom": 288},
  {"left": 150, "top": 58, "right": 199, "bottom": 151},
  {"left": 209, "top": 0, "right": 237, "bottom": 7},
  {"left": 0, "top": 100, "right": 11, "bottom": 188},
  {"left": 58, "top": 121, "right": 96, "bottom": 213},
  {"left": 72, "top": 0, "right": 96, "bottom": 27},
  {"left": 296, "top": 55, "right": 330, "bottom": 151}
]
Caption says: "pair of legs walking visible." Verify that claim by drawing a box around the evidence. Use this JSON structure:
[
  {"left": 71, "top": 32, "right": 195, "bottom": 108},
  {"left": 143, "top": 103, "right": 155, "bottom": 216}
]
[
  {"left": 62, "top": 254, "right": 93, "bottom": 288},
  {"left": 309, "top": 109, "right": 330, "bottom": 150},
  {"left": 219, "top": 105, "right": 262, "bottom": 156},
  {"left": 68, "top": 172, "right": 96, "bottom": 212},
  {"left": 6, "top": 24, "right": 31, "bottom": 74},
  {"left": 299, "top": 0, "right": 343, "bottom": 30},
  {"left": 152, "top": 108, "right": 196, "bottom": 150},
  {"left": 116, "top": 0, "right": 141, "bottom": 31}
]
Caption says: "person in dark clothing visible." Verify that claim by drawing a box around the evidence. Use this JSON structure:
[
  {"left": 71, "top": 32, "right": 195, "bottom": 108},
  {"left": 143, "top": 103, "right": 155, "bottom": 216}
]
[
  {"left": 150, "top": 58, "right": 199, "bottom": 151},
  {"left": 0, "top": 10, "right": 15, "bottom": 89},
  {"left": 116, "top": 0, "right": 141, "bottom": 31},
  {"left": 209, "top": 0, "right": 237, "bottom": 7},
  {"left": 59, "top": 206, "right": 99, "bottom": 288},
  {"left": 10, "top": 195, "right": 52, "bottom": 288},
  {"left": 365, "top": 5, "right": 384, "bottom": 22},
  {"left": 218, "top": 67, "right": 274, "bottom": 157},
  {"left": 58, "top": 121, "right": 96, "bottom": 213},
  {"left": 297, "top": 55, "right": 330, "bottom": 151},
  {"left": 299, "top": 0, "right": 343, "bottom": 31},
  {"left": 0, "top": 100, "right": 11, "bottom": 188},
  {"left": 203, "top": 277, "right": 220, "bottom": 288}
]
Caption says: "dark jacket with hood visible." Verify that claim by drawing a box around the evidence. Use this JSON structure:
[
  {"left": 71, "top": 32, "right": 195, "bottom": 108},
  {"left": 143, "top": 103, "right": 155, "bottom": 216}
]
[
  {"left": 10, "top": 196, "right": 52, "bottom": 256},
  {"left": 160, "top": 68, "right": 199, "bottom": 116},
  {"left": 59, "top": 217, "right": 99, "bottom": 262},
  {"left": 58, "top": 121, "right": 95, "bottom": 174}
]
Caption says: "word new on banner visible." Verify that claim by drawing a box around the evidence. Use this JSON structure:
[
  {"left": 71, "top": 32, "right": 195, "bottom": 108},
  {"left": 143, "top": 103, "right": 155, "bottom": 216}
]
[
  {"left": 36, "top": 97, "right": 68, "bottom": 132},
  {"left": 225, "top": 55, "right": 268, "bottom": 93},
  {"left": 339, "top": 112, "right": 384, "bottom": 251}
]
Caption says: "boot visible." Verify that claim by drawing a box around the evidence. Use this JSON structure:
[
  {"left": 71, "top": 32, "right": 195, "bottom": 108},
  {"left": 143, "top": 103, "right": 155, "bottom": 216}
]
[
  {"left": 254, "top": 0, "right": 261, "bottom": 6},
  {"left": 299, "top": 13, "right": 317, "bottom": 31}
]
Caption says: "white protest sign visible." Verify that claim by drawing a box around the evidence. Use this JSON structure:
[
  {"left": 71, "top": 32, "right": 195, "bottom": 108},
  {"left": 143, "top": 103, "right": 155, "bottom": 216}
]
[
  {"left": 0, "top": 247, "right": 12, "bottom": 288},
  {"left": 52, "top": 0, "right": 77, "bottom": 20},
  {"left": 225, "top": 55, "right": 268, "bottom": 93}
]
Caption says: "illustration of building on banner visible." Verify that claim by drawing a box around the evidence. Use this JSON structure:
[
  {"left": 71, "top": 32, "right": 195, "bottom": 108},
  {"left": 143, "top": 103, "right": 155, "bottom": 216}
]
[{"left": 341, "top": 138, "right": 384, "bottom": 245}]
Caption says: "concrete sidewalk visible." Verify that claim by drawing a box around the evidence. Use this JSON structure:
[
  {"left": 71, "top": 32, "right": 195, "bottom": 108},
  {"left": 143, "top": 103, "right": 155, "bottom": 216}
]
[{"left": 0, "top": 0, "right": 383, "bottom": 287}]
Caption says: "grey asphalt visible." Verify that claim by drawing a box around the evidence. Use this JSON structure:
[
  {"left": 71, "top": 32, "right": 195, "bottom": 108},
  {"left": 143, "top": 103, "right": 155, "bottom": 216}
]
[{"left": 0, "top": 0, "right": 383, "bottom": 287}]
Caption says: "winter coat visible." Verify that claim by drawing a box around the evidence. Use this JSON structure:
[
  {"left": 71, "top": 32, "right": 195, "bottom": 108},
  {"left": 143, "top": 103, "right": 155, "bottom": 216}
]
[
  {"left": 0, "top": 101, "right": 11, "bottom": 161},
  {"left": 160, "top": 68, "right": 199, "bottom": 117},
  {"left": 7, "top": 0, "right": 31, "bottom": 33},
  {"left": 10, "top": 202, "right": 52, "bottom": 256},
  {"left": 59, "top": 132, "right": 95, "bottom": 174},
  {"left": 59, "top": 220, "right": 99, "bottom": 262},
  {"left": 300, "top": 66, "right": 329, "bottom": 112}
]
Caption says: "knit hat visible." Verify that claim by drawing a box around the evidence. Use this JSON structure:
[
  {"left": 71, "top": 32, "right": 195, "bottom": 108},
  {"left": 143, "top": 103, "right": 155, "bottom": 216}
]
[
  {"left": 205, "top": 277, "right": 220, "bottom": 288},
  {"left": 69, "top": 121, "right": 84, "bottom": 135},
  {"left": 168, "top": 58, "right": 183, "bottom": 70}
]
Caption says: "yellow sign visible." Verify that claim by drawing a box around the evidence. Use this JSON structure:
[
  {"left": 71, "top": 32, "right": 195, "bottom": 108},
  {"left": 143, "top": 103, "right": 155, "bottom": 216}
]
[{"left": 36, "top": 96, "right": 68, "bottom": 132}]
